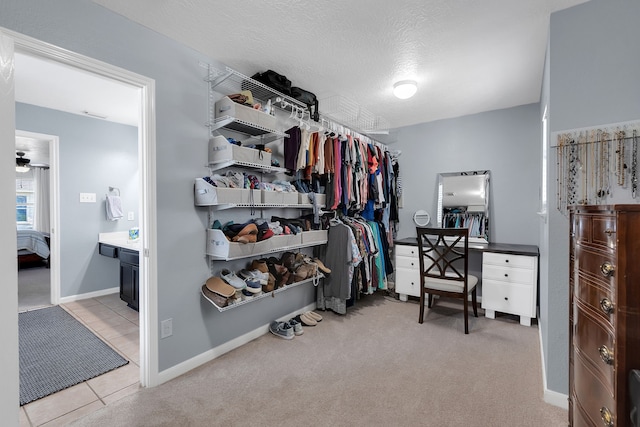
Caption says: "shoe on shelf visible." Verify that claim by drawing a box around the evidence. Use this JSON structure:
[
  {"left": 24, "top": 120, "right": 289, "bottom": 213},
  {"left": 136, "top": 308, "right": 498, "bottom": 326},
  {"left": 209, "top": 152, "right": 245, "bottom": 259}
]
[
  {"left": 204, "top": 276, "right": 236, "bottom": 298},
  {"left": 250, "top": 259, "right": 269, "bottom": 273},
  {"left": 270, "top": 321, "right": 294, "bottom": 340},
  {"left": 244, "top": 278, "right": 262, "bottom": 293},
  {"left": 231, "top": 223, "right": 258, "bottom": 241},
  {"left": 305, "top": 311, "right": 323, "bottom": 322},
  {"left": 220, "top": 269, "right": 246, "bottom": 290},
  {"left": 236, "top": 234, "right": 257, "bottom": 244},
  {"left": 296, "top": 313, "right": 317, "bottom": 327},
  {"left": 288, "top": 318, "right": 304, "bottom": 336},
  {"left": 239, "top": 269, "right": 269, "bottom": 285},
  {"left": 312, "top": 258, "right": 331, "bottom": 274}
]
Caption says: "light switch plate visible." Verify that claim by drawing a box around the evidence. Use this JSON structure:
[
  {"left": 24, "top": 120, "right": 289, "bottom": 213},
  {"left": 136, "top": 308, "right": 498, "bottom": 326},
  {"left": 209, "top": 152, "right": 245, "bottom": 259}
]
[
  {"left": 128, "top": 211, "right": 134, "bottom": 221},
  {"left": 79, "top": 193, "right": 96, "bottom": 203},
  {"left": 160, "top": 318, "right": 173, "bottom": 339}
]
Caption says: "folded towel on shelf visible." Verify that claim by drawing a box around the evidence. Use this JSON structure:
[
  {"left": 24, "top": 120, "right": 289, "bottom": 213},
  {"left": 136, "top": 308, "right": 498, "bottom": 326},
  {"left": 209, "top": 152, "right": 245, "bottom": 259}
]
[{"left": 106, "top": 195, "right": 123, "bottom": 221}]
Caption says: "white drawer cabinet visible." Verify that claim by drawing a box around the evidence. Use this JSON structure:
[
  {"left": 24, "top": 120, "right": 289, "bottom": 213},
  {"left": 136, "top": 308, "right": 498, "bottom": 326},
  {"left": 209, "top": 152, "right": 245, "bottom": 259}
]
[
  {"left": 395, "top": 245, "right": 421, "bottom": 301},
  {"left": 481, "top": 252, "right": 537, "bottom": 326}
]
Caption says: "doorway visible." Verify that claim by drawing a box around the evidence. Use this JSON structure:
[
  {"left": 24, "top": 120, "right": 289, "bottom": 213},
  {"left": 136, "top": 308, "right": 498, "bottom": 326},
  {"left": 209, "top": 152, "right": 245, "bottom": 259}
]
[
  {"left": 15, "top": 131, "right": 56, "bottom": 312},
  {"left": 1, "top": 28, "right": 159, "bottom": 419}
]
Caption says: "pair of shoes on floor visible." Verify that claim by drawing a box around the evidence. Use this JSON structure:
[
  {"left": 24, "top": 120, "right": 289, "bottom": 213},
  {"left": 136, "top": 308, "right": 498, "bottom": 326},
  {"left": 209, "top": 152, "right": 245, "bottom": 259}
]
[
  {"left": 288, "top": 317, "right": 303, "bottom": 336},
  {"left": 269, "top": 320, "right": 294, "bottom": 340},
  {"left": 295, "top": 311, "right": 323, "bottom": 326}
]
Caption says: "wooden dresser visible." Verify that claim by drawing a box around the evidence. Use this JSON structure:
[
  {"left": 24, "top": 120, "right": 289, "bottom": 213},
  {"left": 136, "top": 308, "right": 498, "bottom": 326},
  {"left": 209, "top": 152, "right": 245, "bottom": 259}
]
[{"left": 569, "top": 205, "right": 640, "bottom": 426}]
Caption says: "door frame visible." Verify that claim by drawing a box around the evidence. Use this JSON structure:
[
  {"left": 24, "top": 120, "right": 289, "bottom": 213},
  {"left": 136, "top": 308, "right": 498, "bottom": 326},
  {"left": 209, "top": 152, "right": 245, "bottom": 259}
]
[
  {"left": 5, "top": 28, "right": 159, "bottom": 389},
  {"left": 15, "top": 130, "right": 60, "bottom": 306}
]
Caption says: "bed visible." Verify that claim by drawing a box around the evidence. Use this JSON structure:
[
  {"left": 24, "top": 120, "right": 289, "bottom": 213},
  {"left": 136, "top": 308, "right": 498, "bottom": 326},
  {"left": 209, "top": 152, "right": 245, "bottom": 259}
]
[{"left": 17, "top": 230, "right": 50, "bottom": 269}]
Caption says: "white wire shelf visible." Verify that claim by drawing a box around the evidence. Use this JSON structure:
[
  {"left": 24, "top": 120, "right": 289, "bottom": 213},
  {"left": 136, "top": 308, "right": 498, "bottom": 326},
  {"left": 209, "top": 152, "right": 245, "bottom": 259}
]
[
  {"left": 209, "top": 115, "right": 287, "bottom": 138},
  {"left": 206, "top": 65, "right": 307, "bottom": 111},
  {"left": 207, "top": 159, "right": 288, "bottom": 173},
  {"left": 202, "top": 274, "right": 324, "bottom": 312},
  {"left": 207, "top": 239, "right": 328, "bottom": 262},
  {"left": 207, "top": 203, "right": 319, "bottom": 211}
]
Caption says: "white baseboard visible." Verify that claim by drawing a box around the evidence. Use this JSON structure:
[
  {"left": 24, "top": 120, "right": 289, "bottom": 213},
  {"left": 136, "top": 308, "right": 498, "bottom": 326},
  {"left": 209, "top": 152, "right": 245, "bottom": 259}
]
[
  {"left": 537, "top": 317, "right": 569, "bottom": 410},
  {"left": 156, "top": 302, "right": 317, "bottom": 385},
  {"left": 58, "top": 287, "right": 119, "bottom": 304}
]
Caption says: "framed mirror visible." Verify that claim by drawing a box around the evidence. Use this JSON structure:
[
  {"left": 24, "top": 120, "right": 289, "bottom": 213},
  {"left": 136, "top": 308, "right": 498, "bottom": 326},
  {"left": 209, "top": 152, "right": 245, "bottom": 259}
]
[{"left": 436, "top": 170, "right": 490, "bottom": 244}]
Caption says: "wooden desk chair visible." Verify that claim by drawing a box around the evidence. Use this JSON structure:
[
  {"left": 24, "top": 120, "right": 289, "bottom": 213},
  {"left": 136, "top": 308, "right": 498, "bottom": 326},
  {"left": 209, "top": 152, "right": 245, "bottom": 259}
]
[{"left": 416, "top": 227, "right": 478, "bottom": 334}]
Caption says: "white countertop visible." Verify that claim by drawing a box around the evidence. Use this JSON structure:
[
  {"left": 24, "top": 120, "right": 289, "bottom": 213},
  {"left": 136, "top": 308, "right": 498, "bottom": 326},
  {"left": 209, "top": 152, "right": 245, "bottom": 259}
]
[{"left": 99, "top": 231, "right": 141, "bottom": 251}]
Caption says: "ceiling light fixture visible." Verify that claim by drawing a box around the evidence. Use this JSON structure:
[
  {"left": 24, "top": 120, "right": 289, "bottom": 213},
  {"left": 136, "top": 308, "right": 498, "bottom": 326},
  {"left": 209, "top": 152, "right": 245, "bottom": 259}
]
[
  {"left": 393, "top": 80, "right": 418, "bottom": 99},
  {"left": 16, "top": 151, "right": 31, "bottom": 173}
]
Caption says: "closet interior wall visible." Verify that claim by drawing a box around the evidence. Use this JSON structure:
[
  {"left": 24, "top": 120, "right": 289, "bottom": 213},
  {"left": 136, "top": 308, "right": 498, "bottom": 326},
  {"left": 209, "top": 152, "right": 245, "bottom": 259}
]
[{"left": 199, "top": 64, "right": 400, "bottom": 314}]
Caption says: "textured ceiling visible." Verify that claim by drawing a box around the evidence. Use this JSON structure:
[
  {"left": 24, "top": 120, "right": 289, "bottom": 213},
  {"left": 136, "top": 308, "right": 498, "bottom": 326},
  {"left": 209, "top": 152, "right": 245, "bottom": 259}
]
[{"left": 90, "top": 0, "right": 588, "bottom": 132}]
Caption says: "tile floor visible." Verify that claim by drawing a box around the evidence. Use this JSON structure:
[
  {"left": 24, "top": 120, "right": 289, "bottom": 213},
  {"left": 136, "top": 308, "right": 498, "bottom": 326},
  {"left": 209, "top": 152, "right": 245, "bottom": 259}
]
[{"left": 19, "top": 294, "right": 140, "bottom": 426}]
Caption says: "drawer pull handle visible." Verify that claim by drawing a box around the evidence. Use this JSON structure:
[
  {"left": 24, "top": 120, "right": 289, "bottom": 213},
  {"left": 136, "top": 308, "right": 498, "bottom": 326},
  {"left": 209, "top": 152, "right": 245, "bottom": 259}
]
[
  {"left": 600, "top": 298, "right": 614, "bottom": 315},
  {"left": 505, "top": 259, "right": 509, "bottom": 263},
  {"left": 600, "top": 406, "right": 613, "bottom": 426},
  {"left": 504, "top": 297, "right": 508, "bottom": 301},
  {"left": 600, "top": 262, "right": 615, "bottom": 277},
  {"left": 598, "top": 345, "right": 614, "bottom": 365},
  {"left": 504, "top": 274, "right": 508, "bottom": 277},
  {"left": 604, "top": 229, "right": 614, "bottom": 235}
]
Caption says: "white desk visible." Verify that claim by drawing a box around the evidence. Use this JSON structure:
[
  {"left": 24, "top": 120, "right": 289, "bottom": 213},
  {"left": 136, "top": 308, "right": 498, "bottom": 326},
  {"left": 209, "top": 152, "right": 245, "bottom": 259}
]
[{"left": 394, "top": 238, "right": 539, "bottom": 326}]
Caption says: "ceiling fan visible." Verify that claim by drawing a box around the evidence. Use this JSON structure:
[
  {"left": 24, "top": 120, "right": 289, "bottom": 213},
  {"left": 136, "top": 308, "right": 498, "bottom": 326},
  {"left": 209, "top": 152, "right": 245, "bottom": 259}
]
[{"left": 16, "top": 151, "right": 31, "bottom": 172}]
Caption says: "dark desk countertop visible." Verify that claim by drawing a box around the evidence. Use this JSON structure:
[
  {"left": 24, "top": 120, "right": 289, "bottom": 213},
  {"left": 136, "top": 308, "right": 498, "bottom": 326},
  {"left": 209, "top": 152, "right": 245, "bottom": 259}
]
[{"left": 394, "top": 237, "right": 539, "bottom": 257}]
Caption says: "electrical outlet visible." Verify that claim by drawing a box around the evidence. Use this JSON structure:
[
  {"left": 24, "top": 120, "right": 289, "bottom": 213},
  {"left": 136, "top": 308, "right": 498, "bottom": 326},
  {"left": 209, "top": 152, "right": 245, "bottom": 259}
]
[
  {"left": 160, "top": 318, "right": 173, "bottom": 339},
  {"left": 128, "top": 211, "right": 135, "bottom": 221},
  {"left": 79, "top": 192, "right": 96, "bottom": 203}
]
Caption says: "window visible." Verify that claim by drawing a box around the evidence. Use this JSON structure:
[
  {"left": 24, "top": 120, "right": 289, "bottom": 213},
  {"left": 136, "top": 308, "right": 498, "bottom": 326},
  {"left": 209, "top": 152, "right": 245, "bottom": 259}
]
[{"left": 16, "top": 175, "right": 35, "bottom": 229}]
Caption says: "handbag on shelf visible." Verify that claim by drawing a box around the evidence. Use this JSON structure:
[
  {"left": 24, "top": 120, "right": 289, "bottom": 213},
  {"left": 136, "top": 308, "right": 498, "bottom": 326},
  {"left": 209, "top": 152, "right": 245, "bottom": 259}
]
[
  {"left": 291, "top": 86, "right": 319, "bottom": 122},
  {"left": 251, "top": 70, "right": 292, "bottom": 96}
]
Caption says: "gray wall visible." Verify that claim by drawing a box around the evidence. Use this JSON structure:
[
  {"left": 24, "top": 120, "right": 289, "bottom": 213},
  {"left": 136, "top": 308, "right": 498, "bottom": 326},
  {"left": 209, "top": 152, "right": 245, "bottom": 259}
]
[
  {"left": 0, "top": 0, "right": 316, "bottom": 372},
  {"left": 394, "top": 103, "right": 541, "bottom": 246},
  {"left": 16, "top": 102, "right": 138, "bottom": 297},
  {"left": 543, "top": 0, "right": 640, "bottom": 395}
]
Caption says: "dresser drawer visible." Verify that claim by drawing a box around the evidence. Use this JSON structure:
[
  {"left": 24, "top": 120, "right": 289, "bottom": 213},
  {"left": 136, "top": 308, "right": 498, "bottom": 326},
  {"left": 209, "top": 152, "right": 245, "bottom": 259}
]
[
  {"left": 575, "top": 246, "right": 616, "bottom": 287},
  {"left": 483, "top": 252, "right": 535, "bottom": 269},
  {"left": 592, "top": 215, "right": 617, "bottom": 250},
  {"left": 395, "top": 245, "right": 418, "bottom": 258},
  {"left": 481, "top": 280, "right": 535, "bottom": 317},
  {"left": 575, "top": 273, "right": 615, "bottom": 326},
  {"left": 395, "top": 255, "right": 419, "bottom": 270},
  {"left": 573, "top": 353, "right": 616, "bottom": 427},
  {"left": 395, "top": 267, "right": 421, "bottom": 297},
  {"left": 482, "top": 264, "right": 536, "bottom": 286},
  {"left": 574, "top": 214, "right": 592, "bottom": 246},
  {"left": 574, "top": 304, "right": 615, "bottom": 388}
]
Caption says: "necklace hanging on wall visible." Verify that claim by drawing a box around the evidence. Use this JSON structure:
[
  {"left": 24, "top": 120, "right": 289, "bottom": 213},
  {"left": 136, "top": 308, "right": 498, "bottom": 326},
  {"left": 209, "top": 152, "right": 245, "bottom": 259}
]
[
  {"left": 615, "top": 130, "right": 626, "bottom": 187},
  {"left": 632, "top": 129, "right": 638, "bottom": 198},
  {"left": 567, "top": 137, "right": 578, "bottom": 206},
  {"left": 557, "top": 134, "right": 565, "bottom": 214},
  {"left": 577, "top": 132, "right": 588, "bottom": 204}
]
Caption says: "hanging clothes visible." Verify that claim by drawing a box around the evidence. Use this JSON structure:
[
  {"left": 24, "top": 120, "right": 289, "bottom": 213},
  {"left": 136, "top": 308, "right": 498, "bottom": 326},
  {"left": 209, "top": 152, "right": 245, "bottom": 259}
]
[
  {"left": 284, "top": 126, "right": 301, "bottom": 172},
  {"left": 317, "top": 220, "right": 362, "bottom": 314}
]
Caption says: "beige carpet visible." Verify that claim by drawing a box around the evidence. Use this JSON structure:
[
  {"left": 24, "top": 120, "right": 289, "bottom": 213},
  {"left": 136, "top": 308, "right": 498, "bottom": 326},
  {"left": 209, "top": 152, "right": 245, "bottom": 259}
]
[{"left": 71, "top": 293, "right": 567, "bottom": 426}]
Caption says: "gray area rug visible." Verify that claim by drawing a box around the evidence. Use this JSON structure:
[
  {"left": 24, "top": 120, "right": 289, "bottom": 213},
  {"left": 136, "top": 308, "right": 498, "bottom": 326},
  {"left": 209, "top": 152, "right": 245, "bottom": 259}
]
[{"left": 19, "top": 305, "right": 129, "bottom": 405}]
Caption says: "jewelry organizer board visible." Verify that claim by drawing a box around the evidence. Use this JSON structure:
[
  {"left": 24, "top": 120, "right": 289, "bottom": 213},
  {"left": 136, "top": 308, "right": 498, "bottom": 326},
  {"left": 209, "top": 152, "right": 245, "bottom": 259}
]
[{"left": 553, "top": 118, "right": 640, "bottom": 216}]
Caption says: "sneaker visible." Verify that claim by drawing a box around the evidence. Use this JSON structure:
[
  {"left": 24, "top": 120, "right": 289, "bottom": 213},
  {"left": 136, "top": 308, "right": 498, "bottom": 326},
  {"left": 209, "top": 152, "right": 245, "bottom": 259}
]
[
  {"left": 220, "top": 269, "right": 246, "bottom": 290},
  {"left": 269, "top": 321, "right": 294, "bottom": 340},
  {"left": 239, "top": 269, "right": 269, "bottom": 285},
  {"left": 288, "top": 318, "right": 304, "bottom": 336},
  {"left": 244, "top": 279, "right": 262, "bottom": 293}
]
